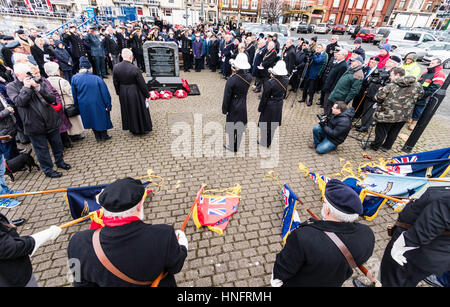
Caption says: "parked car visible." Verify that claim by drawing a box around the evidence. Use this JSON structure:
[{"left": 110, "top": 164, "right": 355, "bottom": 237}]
[
  {"left": 422, "top": 43, "right": 450, "bottom": 69},
  {"left": 290, "top": 21, "right": 301, "bottom": 31},
  {"left": 315, "top": 23, "right": 329, "bottom": 34},
  {"left": 394, "top": 41, "right": 450, "bottom": 61},
  {"left": 346, "top": 25, "right": 357, "bottom": 35},
  {"left": 297, "top": 23, "right": 314, "bottom": 34},
  {"left": 435, "top": 31, "right": 450, "bottom": 42},
  {"left": 382, "top": 30, "right": 438, "bottom": 50},
  {"left": 372, "top": 27, "right": 391, "bottom": 45},
  {"left": 356, "top": 28, "right": 376, "bottom": 42},
  {"left": 331, "top": 24, "right": 346, "bottom": 35},
  {"left": 270, "top": 24, "right": 290, "bottom": 37}
]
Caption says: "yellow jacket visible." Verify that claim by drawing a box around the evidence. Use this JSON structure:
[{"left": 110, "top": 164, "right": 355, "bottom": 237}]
[{"left": 401, "top": 61, "right": 422, "bottom": 79}]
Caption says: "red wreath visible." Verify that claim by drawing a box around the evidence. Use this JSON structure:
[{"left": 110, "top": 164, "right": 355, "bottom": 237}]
[
  {"left": 174, "top": 89, "right": 187, "bottom": 98},
  {"left": 159, "top": 90, "right": 173, "bottom": 100},
  {"left": 181, "top": 78, "right": 190, "bottom": 93},
  {"left": 149, "top": 90, "right": 160, "bottom": 100},
  {"left": 51, "top": 103, "right": 62, "bottom": 112}
]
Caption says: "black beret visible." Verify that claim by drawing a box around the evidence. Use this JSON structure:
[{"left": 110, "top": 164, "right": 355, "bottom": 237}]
[
  {"left": 2, "top": 36, "right": 14, "bottom": 41},
  {"left": 324, "top": 179, "right": 362, "bottom": 215},
  {"left": 16, "top": 29, "right": 25, "bottom": 35},
  {"left": 311, "top": 36, "right": 318, "bottom": 42},
  {"left": 99, "top": 178, "right": 145, "bottom": 213}
]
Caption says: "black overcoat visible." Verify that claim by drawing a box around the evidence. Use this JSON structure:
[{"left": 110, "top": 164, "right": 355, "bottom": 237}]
[
  {"left": 222, "top": 70, "right": 252, "bottom": 125},
  {"left": 282, "top": 45, "right": 296, "bottom": 75},
  {"left": 67, "top": 221, "right": 187, "bottom": 287},
  {"left": 208, "top": 39, "right": 219, "bottom": 68},
  {"left": 0, "top": 213, "right": 35, "bottom": 287},
  {"left": 258, "top": 76, "right": 289, "bottom": 126},
  {"left": 113, "top": 60, "right": 152, "bottom": 134},
  {"left": 273, "top": 219, "right": 375, "bottom": 287},
  {"left": 260, "top": 48, "right": 278, "bottom": 78}
]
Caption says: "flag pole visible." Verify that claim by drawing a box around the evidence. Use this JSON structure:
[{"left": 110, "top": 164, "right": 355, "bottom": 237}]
[
  {"left": 364, "top": 190, "right": 408, "bottom": 203},
  {"left": 0, "top": 188, "right": 68, "bottom": 199},
  {"left": 151, "top": 184, "right": 207, "bottom": 288},
  {"left": 59, "top": 212, "right": 95, "bottom": 229}
]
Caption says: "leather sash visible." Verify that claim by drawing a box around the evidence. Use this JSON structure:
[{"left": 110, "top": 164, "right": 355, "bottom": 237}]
[
  {"left": 92, "top": 228, "right": 153, "bottom": 286},
  {"left": 323, "top": 231, "right": 357, "bottom": 269}
]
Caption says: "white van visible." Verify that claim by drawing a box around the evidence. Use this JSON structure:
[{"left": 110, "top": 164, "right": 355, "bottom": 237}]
[{"left": 379, "top": 30, "right": 438, "bottom": 50}]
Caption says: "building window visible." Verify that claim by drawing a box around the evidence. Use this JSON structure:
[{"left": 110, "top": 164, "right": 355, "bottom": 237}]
[
  {"left": 329, "top": 13, "right": 336, "bottom": 22},
  {"left": 301, "top": 0, "right": 307, "bottom": 9},
  {"left": 231, "top": 0, "right": 238, "bottom": 8},
  {"left": 426, "top": 1, "right": 432, "bottom": 10},
  {"left": 366, "top": 0, "right": 373, "bottom": 10},
  {"left": 251, "top": 0, "right": 257, "bottom": 9},
  {"left": 333, "top": 0, "right": 340, "bottom": 8},
  {"left": 398, "top": 0, "right": 406, "bottom": 9},
  {"left": 243, "top": 0, "right": 249, "bottom": 8},
  {"left": 343, "top": 15, "right": 349, "bottom": 24},
  {"left": 377, "top": 0, "right": 385, "bottom": 11},
  {"left": 223, "top": 0, "right": 229, "bottom": 7},
  {"left": 348, "top": 0, "right": 354, "bottom": 8},
  {"left": 356, "top": 0, "right": 364, "bottom": 9}
]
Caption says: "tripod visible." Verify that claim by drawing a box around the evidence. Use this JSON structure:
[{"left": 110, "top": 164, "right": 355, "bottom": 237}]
[{"left": 348, "top": 97, "right": 377, "bottom": 149}]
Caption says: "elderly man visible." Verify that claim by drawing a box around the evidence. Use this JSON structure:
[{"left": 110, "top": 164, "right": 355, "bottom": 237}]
[
  {"left": 327, "top": 55, "right": 364, "bottom": 108},
  {"left": 113, "top": 49, "right": 151, "bottom": 135},
  {"left": 62, "top": 25, "right": 86, "bottom": 74},
  {"left": 251, "top": 39, "right": 267, "bottom": 93},
  {"left": 84, "top": 25, "right": 106, "bottom": 78},
  {"left": 6, "top": 62, "right": 70, "bottom": 178},
  {"left": 104, "top": 26, "right": 121, "bottom": 67},
  {"left": 320, "top": 49, "right": 348, "bottom": 117},
  {"left": 271, "top": 179, "right": 375, "bottom": 287},
  {"left": 67, "top": 177, "right": 188, "bottom": 287},
  {"left": 257, "top": 41, "right": 278, "bottom": 92},
  {"left": 282, "top": 38, "right": 296, "bottom": 76}
]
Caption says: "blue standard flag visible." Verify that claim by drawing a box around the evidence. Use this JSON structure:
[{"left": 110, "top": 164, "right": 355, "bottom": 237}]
[
  {"left": 386, "top": 147, "right": 450, "bottom": 178},
  {"left": 281, "top": 185, "right": 301, "bottom": 244},
  {"left": 65, "top": 184, "right": 108, "bottom": 219}
]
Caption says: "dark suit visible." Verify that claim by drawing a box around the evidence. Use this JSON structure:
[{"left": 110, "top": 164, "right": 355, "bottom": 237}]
[{"left": 322, "top": 59, "right": 348, "bottom": 116}]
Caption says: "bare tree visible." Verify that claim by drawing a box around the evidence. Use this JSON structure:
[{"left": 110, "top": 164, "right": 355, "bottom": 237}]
[{"left": 261, "top": 0, "right": 284, "bottom": 23}]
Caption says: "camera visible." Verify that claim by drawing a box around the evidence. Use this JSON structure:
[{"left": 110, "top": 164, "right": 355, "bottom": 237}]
[
  {"left": 368, "top": 69, "right": 389, "bottom": 86},
  {"left": 26, "top": 71, "right": 42, "bottom": 84},
  {"left": 317, "top": 114, "right": 328, "bottom": 126}
]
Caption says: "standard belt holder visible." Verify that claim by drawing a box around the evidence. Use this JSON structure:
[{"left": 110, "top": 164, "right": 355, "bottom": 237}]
[
  {"left": 323, "top": 231, "right": 357, "bottom": 269},
  {"left": 387, "top": 220, "right": 450, "bottom": 237}
]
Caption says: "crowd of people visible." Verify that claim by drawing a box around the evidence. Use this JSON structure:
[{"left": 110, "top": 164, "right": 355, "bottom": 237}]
[{"left": 0, "top": 19, "right": 449, "bottom": 288}]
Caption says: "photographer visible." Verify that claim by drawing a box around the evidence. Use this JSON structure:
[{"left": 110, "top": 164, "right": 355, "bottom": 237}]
[
  {"left": 289, "top": 40, "right": 309, "bottom": 93},
  {"left": 355, "top": 56, "right": 401, "bottom": 133},
  {"left": 311, "top": 101, "right": 355, "bottom": 154},
  {"left": 369, "top": 67, "right": 424, "bottom": 151},
  {"left": 298, "top": 44, "right": 325, "bottom": 106},
  {"left": 6, "top": 63, "right": 70, "bottom": 178}
]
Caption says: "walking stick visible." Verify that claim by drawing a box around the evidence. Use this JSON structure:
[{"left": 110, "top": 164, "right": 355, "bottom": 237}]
[{"left": 151, "top": 184, "right": 207, "bottom": 287}]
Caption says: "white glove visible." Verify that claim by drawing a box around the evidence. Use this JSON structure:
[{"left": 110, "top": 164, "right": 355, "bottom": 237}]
[
  {"left": 390, "top": 232, "right": 418, "bottom": 266},
  {"left": 175, "top": 230, "right": 188, "bottom": 250},
  {"left": 257, "top": 65, "right": 264, "bottom": 70},
  {"left": 270, "top": 272, "right": 283, "bottom": 287},
  {"left": 30, "top": 226, "right": 62, "bottom": 256}
]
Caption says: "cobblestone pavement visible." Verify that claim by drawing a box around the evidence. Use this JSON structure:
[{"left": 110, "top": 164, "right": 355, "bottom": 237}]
[{"left": 2, "top": 68, "right": 449, "bottom": 287}]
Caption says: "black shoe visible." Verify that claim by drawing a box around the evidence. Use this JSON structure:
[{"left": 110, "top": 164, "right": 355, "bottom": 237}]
[
  {"left": 307, "top": 102, "right": 312, "bottom": 106},
  {"left": 316, "top": 102, "right": 322, "bottom": 106},
  {"left": 354, "top": 124, "right": 362, "bottom": 129},
  {"left": 102, "top": 134, "right": 112, "bottom": 140},
  {"left": 11, "top": 218, "right": 26, "bottom": 227},
  {"left": 298, "top": 100, "right": 306, "bottom": 103},
  {"left": 45, "top": 171, "right": 62, "bottom": 178},
  {"left": 352, "top": 279, "right": 373, "bottom": 287},
  {"left": 57, "top": 163, "right": 71, "bottom": 170},
  {"left": 369, "top": 143, "right": 379, "bottom": 151},
  {"left": 356, "top": 127, "right": 368, "bottom": 132},
  {"left": 381, "top": 146, "right": 390, "bottom": 152},
  {"left": 70, "top": 135, "right": 85, "bottom": 142}
]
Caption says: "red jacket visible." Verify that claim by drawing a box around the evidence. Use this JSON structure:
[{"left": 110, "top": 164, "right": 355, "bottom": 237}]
[
  {"left": 376, "top": 53, "right": 390, "bottom": 69},
  {"left": 418, "top": 65, "right": 446, "bottom": 98}
]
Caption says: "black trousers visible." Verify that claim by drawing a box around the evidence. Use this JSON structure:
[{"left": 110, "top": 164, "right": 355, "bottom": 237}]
[
  {"left": 371, "top": 121, "right": 405, "bottom": 150},
  {"left": 380, "top": 227, "right": 433, "bottom": 287},
  {"left": 359, "top": 98, "right": 377, "bottom": 130},
  {"left": 226, "top": 123, "right": 246, "bottom": 152},
  {"left": 321, "top": 91, "right": 332, "bottom": 116},
  {"left": 302, "top": 78, "right": 316, "bottom": 104},
  {"left": 259, "top": 122, "right": 279, "bottom": 148},
  {"left": 93, "top": 130, "right": 109, "bottom": 141},
  {"left": 194, "top": 58, "right": 202, "bottom": 72},
  {"left": 182, "top": 53, "right": 191, "bottom": 71},
  {"left": 135, "top": 53, "right": 145, "bottom": 72},
  {"left": 28, "top": 129, "right": 64, "bottom": 175}
]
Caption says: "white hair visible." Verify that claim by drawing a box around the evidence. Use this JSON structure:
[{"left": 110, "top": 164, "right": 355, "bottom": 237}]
[
  {"left": 13, "top": 62, "right": 32, "bottom": 75},
  {"left": 102, "top": 203, "right": 140, "bottom": 218},
  {"left": 322, "top": 198, "right": 359, "bottom": 223},
  {"left": 121, "top": 48, "right": 133, "bottom": 59}
]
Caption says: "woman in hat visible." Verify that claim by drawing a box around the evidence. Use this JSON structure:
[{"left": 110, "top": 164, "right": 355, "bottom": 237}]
[
  {"left": 376, "top": 44, "right": 391, "bottom": 69},
  {"left": 44, "top": 61, "right": 85, "bottom": 143},
  {"left": 258, "top": 60, "right": 289, "bottom": 148},
  {"left": 71, "top": 57, "right": 113, "bottom": 142},
  {"left": 53, "top": 40, "right": 73, "bottom": 83},
  {"left": 222, "top": 53, "right": 252, "bottom": 152}
]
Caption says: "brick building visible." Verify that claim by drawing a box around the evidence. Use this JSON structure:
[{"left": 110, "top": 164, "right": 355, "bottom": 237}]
[
  {"left": 218, "top": 0, "right": 261, "bottom": 23},
  {"left": 323, "top": 0, "right": 392, "bottom": 26},
  {"left": 386, "top": 0, "right": 443, "bottom": 28}
]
